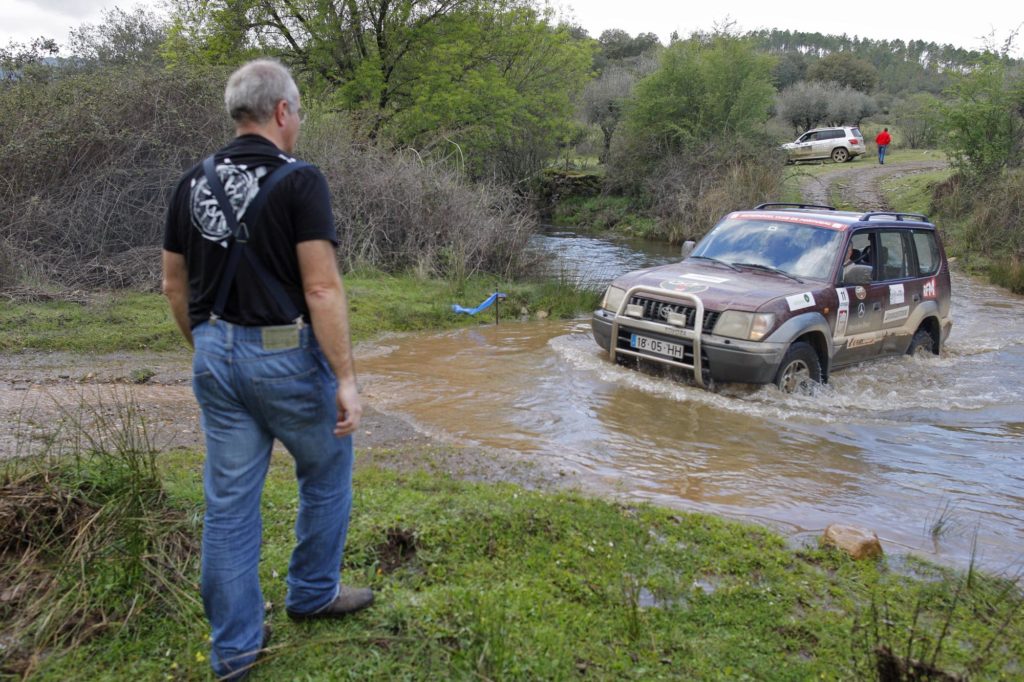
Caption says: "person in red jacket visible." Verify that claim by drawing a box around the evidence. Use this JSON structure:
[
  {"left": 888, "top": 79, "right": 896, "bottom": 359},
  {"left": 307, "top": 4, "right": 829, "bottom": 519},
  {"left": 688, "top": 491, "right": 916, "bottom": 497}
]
[{"left": 875, "top": 128, "right": 892, "bottom": 164}]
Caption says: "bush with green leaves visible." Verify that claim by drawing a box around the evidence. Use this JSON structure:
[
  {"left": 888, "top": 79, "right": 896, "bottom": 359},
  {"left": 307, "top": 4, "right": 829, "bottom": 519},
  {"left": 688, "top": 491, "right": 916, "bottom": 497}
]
[
  {"left": 621, "top": 35, "right": 776, "bottom": 154},
  {"left": 941, "top": 60, "right": 1024, "bottom": 179}
]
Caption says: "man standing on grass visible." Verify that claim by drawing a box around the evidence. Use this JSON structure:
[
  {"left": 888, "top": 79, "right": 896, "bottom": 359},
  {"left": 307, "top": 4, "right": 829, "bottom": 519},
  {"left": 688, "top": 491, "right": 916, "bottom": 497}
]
[
  {"left": 875, "top": 127, "right": 892, "bottom": 164},
  {"left": 162, "top": 58, "right": 373, "bottom": 680}
]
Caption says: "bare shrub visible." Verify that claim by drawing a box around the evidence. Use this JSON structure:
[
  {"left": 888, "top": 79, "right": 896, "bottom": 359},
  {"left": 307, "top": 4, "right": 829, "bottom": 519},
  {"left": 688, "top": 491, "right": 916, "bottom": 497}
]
[
  {"left": 1, "top": 65, "right": 537, "bottom": 291},
  {"left": 300, "top": 113, "right": 537, "bottom": 280},
  {"left": 0, "top": 64, "right": 230, "bottom": 290},
  {"left": 608, "top": 137, "right": 785, "bottom": 242},
  {"left": 0, "top": 239, "right": 15, "bottom": 290}
]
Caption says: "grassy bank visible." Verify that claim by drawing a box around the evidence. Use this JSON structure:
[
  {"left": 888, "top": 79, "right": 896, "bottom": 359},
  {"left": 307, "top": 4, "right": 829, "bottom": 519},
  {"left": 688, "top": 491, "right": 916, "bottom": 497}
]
[
  {"left": 0, "top": 271, "right": 601, "bottom": 353},
  {"left": 6, "top": 446, "right": 1022, "bottom": 680},
  {"left": 551, "top": 196, "right": 658, "bottom": 238}
]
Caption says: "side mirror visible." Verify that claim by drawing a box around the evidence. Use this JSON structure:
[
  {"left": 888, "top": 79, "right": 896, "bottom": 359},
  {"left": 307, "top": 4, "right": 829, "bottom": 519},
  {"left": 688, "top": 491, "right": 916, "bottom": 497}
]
[{"left": 681, "top": 240, "right": 696, "bottom": 258}]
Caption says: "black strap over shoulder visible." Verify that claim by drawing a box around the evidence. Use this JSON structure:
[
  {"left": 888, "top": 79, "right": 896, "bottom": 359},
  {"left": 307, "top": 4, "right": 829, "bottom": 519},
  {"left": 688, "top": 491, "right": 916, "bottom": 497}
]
[{"left": 201, "top": 155, "right": 313, "bottom": 325}]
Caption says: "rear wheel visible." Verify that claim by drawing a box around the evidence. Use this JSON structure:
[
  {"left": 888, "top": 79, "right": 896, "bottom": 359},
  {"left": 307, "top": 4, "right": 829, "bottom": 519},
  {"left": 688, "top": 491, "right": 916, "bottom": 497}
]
[
  {"left": 774, "top": 342, "right": 822, "bottom": 394},
  {"left": 831, "top": 147, "right": 850, "bottom": 163},
  {"left": 907, "top": 329, "right": 936, "bottom": 357}
]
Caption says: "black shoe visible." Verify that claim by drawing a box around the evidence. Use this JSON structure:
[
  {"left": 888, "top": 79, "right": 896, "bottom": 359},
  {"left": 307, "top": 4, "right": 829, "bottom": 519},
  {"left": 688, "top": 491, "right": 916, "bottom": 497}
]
[
  {"left": 219, "top": 624, "right": 272, "bottom": 681},
  {"left": 286, "top": 586, "right": 374, "bottom": 621}
]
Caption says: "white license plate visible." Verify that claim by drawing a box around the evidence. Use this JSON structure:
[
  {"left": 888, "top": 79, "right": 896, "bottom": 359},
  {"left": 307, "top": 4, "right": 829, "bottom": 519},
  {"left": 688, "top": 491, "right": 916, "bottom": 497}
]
[{"left": 630, "top": 333, "right": 686, "bottom": 359}]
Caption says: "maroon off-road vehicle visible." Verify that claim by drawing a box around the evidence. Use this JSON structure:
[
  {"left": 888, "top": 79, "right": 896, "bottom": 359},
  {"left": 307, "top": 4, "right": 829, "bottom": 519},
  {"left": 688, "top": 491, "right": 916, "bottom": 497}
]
[{"left": 591, "top": 204, "right": 953, "bottom": 392}]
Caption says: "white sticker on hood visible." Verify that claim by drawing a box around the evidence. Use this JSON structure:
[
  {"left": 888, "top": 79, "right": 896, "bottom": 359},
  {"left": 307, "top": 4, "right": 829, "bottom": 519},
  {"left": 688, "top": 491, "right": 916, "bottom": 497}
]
[
  {"left": 680, "top": 273, "right": 729, "bottom": 284},
  {"left": 786, "top": 292, "right": 815, "bottom": 311}
]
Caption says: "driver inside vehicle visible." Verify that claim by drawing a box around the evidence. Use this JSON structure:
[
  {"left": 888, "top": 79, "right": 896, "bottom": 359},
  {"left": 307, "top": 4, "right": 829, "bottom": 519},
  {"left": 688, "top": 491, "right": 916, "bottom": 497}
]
[{"left": 842, "top": 243, "right": 872, "bottom": 284}]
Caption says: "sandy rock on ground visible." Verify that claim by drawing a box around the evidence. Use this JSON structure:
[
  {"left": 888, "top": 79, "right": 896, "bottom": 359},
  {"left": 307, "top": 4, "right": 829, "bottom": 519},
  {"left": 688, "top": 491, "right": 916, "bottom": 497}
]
[{"left": 822, "top": 523, "right": 883, "bottom": 559}]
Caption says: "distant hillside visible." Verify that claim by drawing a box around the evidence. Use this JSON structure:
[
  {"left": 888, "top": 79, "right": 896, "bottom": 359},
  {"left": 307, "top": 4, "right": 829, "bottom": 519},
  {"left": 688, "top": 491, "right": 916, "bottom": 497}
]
[{"left": 746, "top": 29, "right": 1012, "bottom": 95}]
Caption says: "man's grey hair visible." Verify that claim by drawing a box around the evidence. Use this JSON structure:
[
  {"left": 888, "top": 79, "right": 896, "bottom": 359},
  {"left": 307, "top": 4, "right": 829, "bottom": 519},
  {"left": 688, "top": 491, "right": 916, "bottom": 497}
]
[{"left": 224, "top": 59, "right": 299, "bottom": 124}]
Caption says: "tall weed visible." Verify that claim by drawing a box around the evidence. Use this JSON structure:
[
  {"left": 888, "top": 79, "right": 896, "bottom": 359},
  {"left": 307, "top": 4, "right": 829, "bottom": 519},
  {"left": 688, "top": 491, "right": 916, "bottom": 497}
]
[{"left": 0, "top": 390, "right": 200, "bottom": 678}]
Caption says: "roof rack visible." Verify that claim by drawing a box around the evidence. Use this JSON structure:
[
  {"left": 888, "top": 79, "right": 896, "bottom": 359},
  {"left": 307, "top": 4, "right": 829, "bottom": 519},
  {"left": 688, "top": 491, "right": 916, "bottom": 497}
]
[
  {"left": 753, "top": 203, "right": 837, "bottom": 211},
  {"left": 857, "top": 211, "right": 930, "bottom": 223}
]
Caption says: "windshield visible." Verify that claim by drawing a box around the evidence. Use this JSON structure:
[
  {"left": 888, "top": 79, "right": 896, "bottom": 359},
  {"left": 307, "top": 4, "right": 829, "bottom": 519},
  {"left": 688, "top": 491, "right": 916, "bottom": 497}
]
[{"left": 690, "top": 216, "right": 845, "bottom": 280}]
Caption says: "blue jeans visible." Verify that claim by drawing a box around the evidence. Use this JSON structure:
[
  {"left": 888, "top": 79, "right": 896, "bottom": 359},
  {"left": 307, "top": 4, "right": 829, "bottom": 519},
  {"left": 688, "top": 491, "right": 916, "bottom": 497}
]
[
  {"left": 878, "top": 145, "right": 888, "bottom": 164},
  {"left": 191, "top": 321, "right": 353, "bottom": 678}
]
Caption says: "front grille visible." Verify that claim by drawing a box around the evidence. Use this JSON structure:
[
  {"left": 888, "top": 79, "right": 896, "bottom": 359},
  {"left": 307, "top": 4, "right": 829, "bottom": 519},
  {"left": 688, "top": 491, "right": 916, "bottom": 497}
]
[{"left": 629, "top": 295, "right": 720, "bottom": 333}]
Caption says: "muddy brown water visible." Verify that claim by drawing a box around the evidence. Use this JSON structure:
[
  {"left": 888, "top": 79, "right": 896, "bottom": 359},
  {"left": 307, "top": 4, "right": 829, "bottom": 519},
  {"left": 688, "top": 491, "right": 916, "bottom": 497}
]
[{"left": 359, "top": 270, "right": 1024, "bottom": 572}]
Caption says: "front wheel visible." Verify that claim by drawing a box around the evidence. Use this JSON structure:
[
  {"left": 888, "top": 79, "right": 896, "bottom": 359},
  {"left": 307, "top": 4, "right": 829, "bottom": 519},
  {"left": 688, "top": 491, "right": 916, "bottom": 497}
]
[
  {"left": 774, "top": 341, "right": 822, "bottom": 393},
  {"left": 831, "top": 147, "right": 850, "bottom": 163}
]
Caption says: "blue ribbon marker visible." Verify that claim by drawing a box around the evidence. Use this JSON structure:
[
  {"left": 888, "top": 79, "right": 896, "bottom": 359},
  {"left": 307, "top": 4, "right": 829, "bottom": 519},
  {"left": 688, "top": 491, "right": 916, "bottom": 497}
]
[{"left": 451, "top": 292, "right": 508, "bottom": 321}]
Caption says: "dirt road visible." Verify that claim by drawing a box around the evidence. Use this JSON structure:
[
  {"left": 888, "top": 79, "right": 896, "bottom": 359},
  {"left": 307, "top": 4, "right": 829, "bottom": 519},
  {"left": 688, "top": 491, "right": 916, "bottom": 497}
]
[
  {"left": 0, "top": 348, "right": 561, "bottom": 490},
  {"left": 797, "top": 157, "right": 948, "bottom": 211}
]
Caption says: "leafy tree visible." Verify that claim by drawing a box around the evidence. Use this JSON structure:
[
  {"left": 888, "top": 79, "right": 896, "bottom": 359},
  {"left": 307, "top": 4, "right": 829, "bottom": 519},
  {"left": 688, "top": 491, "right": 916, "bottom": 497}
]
[
  {"left": 941, "top": 60, "right": 1024, "bottom": 177},
  {"left": 598, "top": 29, "right": 660, "bottom": 62},
  {"left": 0, "top": 37, "right": 59, "bottom": 80},
  {"left": 776, "top": 80, "right": 875, "bottom": 133},
  {"left": 163, "top": 0, "right": 593, "bottom": 181},
  {"left": 772, "top": 51, "right": 808, "bottom": 89},
  {"left": 68, "top": 7, "right": 168, "bottom": 65},
  {"left": 825, "top": 85, "right": 876, "bottom": 125},
  {"left": 776, "top": 81, "right": 830, "bottom": 134},
  {"left": 580, "top": 59, "right": 660, "bottom": 162},
  {"left": 623, "top": 35, "right": 776, "bottom": 153},
  {"left": 892, "top": 92, "right": 943, "bottom": 148},
  {"left": 807, "top": 51, "right": 879, "bottom": 92}
]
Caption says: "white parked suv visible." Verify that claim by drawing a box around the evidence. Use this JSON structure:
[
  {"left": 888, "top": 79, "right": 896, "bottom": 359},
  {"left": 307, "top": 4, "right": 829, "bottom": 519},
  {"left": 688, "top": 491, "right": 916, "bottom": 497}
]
[{"left": 782, "top": 126, "right": 866, "bottom": 163}]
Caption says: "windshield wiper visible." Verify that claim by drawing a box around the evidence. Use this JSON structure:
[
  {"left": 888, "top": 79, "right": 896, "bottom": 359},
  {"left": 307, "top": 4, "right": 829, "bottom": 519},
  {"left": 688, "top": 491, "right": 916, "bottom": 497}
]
[
  {"left": 688, "top": 255, "right": 740, "bottom": 271},
  {"left": 731, "top": 262, "right": 804, "bottom": 283}
]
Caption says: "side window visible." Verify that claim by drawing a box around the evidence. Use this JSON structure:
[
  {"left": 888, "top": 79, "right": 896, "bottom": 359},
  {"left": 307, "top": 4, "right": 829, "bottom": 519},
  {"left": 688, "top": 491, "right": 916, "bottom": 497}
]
[
  {"left": 827, "top": 130, "right": 844, "bottom": 140},
  {"left": 798, "top": 132, "right": 812, "bottom": 143},
  {"left": 876, "top": 231, "right": 909, "bottom": 281},
  {"left": 912, "top": 231, "right": 940, "bottom": 275}
]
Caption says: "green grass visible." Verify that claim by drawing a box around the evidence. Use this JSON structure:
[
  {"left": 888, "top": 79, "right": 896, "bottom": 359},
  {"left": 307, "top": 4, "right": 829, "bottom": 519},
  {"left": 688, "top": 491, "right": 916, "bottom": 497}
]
[
  {"left": 880, "top": 169, "right": 954, "bottom": 217},
  {"left": 17, "top": 448, "right": 1024, "bottom": 681},
  {"left": 0, "top": 272, "right": 601, "bottom": 353},
  {"left": 0, "top": 292, "right": 183, "bottom": 353}
]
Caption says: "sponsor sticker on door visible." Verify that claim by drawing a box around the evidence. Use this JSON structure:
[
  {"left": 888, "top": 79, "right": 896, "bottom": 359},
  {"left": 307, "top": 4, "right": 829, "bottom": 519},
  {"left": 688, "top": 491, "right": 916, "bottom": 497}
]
[
  {"left": 889, "top": 283, "right": 905, "bottom": 305},
  {"left": 834, "top": 288, "right": 850, "bottom": 338},
  {"left": 883, "top": 305, "right": 910, "bottom": 324}
]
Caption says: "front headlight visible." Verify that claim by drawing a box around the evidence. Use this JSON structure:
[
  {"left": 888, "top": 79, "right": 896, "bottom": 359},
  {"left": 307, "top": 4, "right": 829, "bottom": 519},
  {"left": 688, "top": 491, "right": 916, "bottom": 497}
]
[
  {"left": 601, "top": 286, "right": 626, "bottom": 312},
  {"left": 713, "top": 311, "right": 776, "bottom": 341}
]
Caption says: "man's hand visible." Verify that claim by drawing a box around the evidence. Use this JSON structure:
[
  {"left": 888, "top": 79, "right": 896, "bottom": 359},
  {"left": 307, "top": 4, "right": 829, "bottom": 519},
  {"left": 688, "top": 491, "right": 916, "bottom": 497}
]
[{"left": 334, "top": 379, "right": 362, "bottom": 437}]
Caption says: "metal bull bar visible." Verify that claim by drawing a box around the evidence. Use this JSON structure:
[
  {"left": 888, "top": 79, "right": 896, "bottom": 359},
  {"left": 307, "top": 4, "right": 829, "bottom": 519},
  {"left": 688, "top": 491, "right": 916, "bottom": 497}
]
[{"left": 609, "top": 285, "right": 705, "bottom": 388}]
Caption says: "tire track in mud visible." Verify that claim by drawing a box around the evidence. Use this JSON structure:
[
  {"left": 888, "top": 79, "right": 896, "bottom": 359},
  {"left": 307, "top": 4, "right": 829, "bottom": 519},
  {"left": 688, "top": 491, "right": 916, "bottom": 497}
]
[{"left": 798, "top": 159, "right": 948, "bottom": 211}]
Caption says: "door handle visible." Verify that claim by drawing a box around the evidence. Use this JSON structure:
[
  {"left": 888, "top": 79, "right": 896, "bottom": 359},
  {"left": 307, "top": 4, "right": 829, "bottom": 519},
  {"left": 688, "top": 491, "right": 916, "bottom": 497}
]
[
  {"left": 873, "top": 303, "right": 881, "bottom": 311},
  {"left": 912, "top": 294, "right": 921, "bottom": 302}
]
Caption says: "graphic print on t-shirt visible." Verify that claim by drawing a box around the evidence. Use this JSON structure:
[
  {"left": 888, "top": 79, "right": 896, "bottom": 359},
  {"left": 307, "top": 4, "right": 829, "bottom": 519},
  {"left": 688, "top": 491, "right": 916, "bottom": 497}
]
[{"left": 189, "top": 159, "right": 268, "bottom": 245}]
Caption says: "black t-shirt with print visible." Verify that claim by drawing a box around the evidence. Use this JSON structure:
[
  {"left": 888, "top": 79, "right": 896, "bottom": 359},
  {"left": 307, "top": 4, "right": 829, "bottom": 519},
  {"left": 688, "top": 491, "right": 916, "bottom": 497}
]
[{"left": 163, "top": 134, "right": 337, "bottom": 328}]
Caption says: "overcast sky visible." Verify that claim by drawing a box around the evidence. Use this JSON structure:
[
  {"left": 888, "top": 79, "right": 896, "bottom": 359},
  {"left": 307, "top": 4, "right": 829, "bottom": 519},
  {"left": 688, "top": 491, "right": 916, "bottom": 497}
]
[{"left": 2, "top": 0, "right": 1021, "bottom": 56}]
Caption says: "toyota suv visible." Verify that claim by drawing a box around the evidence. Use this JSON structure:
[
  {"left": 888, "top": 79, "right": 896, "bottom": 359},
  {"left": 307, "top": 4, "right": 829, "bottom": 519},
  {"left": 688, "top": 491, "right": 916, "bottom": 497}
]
[
  {"left": 782, "top": 126, "right": 865, "bottom": 163},
  {"left": 591, "top": 204, "right": 953, "bottom": 392}
]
